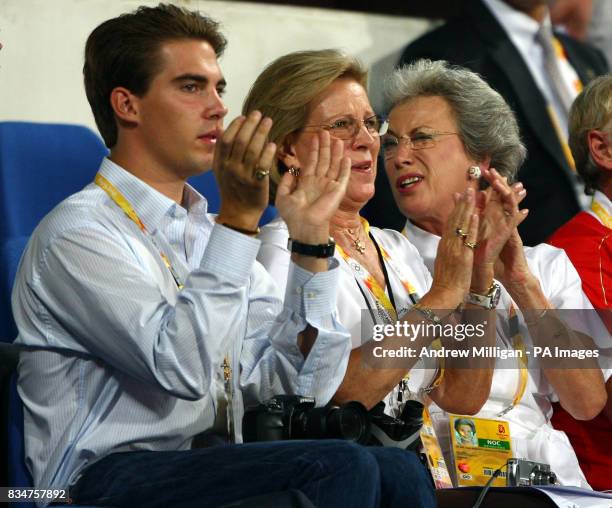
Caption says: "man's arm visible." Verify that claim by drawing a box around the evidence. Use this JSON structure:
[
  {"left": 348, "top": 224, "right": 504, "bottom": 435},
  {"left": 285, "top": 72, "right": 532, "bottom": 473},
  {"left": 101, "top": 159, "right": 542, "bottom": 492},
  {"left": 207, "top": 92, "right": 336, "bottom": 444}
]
[{"left": 13, "top": 220, "right": 259, "bottom": 401}]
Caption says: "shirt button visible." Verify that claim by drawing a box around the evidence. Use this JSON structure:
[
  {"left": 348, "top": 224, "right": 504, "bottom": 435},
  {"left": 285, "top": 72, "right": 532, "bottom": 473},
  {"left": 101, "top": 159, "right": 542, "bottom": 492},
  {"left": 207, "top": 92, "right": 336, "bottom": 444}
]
[
  {"left": 296, "top": 287, "right": 302, "bottom": 294},
  {"left": 306, "top": 292, "right": 316, "bottom": 298}
]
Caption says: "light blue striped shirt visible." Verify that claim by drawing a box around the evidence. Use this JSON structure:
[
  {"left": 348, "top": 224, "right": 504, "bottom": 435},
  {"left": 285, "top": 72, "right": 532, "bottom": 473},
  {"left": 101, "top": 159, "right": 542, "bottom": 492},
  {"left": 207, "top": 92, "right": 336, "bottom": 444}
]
[{"left": 12, "top": 158, "right": 350, "bottom": 500}]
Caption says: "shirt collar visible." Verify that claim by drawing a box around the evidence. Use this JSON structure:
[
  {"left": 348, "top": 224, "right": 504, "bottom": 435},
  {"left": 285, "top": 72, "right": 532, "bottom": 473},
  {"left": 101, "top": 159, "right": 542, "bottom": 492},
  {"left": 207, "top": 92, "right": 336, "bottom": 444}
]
[
  {"left": 402, "top": 220, "right": 440, "bottom": 274},
  {"left": 98, "top": 158, "right": 209, "bottom": 230},
  {"left": 483, "top": 0, "right": 552, "bottom": 50}
]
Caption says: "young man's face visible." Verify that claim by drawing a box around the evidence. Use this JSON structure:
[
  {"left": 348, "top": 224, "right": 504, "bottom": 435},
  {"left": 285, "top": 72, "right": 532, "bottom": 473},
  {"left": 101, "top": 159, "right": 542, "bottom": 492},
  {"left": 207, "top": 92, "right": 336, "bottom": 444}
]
[{"left": 134, "top": 39, "right": 228, "bottom": 179}]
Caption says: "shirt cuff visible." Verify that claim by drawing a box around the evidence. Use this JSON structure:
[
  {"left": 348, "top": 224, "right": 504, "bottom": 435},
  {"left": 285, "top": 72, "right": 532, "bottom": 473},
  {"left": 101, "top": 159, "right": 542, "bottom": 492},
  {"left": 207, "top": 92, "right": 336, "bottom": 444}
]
[
  {"left": 284, "top": 258, "right": 340, "bottom": 320},
  {"left": 200, "top": 224, "right": 261, "bottom": 285}
]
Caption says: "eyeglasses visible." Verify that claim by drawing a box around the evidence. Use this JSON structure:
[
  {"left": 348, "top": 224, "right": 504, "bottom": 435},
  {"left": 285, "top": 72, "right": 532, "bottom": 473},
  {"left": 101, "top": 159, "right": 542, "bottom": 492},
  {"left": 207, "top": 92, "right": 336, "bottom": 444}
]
[
  {"left": 381, "top": 131, "right": 459, "bottom": 157},
  {"left": 303, "top": 114, "right": 383, "bottom": 140}
]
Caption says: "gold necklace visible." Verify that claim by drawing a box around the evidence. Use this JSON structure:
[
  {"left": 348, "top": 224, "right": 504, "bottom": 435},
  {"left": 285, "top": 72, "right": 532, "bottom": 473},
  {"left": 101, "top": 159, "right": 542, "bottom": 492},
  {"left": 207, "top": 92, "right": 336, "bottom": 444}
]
[{"left": 345, "top": 226, "right": 366, "bottom": 254}]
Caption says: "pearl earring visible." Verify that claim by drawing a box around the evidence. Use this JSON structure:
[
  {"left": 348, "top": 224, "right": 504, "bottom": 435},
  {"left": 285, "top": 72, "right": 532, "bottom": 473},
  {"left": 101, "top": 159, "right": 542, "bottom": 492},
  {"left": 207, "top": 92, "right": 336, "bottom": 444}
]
[{"left": 467, "top": 166, "right": 481, "bottom": 180}]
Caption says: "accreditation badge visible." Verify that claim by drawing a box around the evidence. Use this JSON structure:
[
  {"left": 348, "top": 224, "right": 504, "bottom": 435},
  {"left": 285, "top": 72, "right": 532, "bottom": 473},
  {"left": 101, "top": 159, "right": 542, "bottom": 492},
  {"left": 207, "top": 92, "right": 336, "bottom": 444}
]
[
  {"left": 449, "top": 415, "right": 512, "bottom": 487},
  {"left": 420, "top": 408, "right": 453, "bottom": 489}
]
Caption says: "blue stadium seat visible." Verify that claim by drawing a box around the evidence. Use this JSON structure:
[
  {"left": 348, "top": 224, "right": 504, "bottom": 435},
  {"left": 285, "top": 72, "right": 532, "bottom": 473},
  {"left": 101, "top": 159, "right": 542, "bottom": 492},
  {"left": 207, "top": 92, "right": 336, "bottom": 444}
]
[
  {"left": 187, "top": 170, "right": 278, "bottom": 224},
  {"left": 0, "top": 122, "right": 278, "bottom": 508},
  {"left": 0, "top": 121, "right": 108, "bottom": 508},
  {"left": 0, "top": 121, "right": 108, "bottom": 342}
]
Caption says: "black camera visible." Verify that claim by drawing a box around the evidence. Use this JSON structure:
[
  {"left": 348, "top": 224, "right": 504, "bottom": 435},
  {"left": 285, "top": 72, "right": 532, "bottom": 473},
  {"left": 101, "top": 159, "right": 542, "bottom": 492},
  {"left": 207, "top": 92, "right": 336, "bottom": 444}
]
[
  {"left": 242, "top": 395, "right": 371, "bottom": 444},
  {"left": 506, "top": 458, "right": 557, "bottom": 486},
  {"left": 367, "top": 400, "right": 424, "bottom": 451}
]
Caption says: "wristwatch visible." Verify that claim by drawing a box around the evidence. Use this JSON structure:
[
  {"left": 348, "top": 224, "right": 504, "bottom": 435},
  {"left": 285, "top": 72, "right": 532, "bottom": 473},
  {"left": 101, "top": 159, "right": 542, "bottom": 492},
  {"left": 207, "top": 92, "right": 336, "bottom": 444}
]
[
  {"left": 287, "top": 237, "right": 336, "bottom": 258},
  {"left": 466, "top": 282, "right": 501, "bottom": 309}
]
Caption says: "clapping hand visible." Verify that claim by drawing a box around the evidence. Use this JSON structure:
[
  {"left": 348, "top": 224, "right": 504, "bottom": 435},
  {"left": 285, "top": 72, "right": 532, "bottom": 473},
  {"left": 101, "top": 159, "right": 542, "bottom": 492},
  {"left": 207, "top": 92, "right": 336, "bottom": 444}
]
[
  {"left": 276, "top": 130, "right": 351, "bottom": 245},
  {"left": 214, "top": 111, "right": 276, "bottom": 232}
]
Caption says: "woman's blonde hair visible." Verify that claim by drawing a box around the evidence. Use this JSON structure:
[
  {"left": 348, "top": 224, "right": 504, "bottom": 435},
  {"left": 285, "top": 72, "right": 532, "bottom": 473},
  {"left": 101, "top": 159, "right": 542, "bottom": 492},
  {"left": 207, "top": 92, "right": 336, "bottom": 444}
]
[{"left": 242, "top": 49, "right": 367, "bottom": 198}]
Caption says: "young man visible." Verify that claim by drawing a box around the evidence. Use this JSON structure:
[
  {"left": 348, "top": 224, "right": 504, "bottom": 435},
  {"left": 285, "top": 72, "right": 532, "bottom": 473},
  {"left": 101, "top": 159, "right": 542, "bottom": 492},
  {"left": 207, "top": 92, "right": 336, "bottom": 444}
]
[{"left": 11, "top": 4, "right": 435, "bottom": 508}]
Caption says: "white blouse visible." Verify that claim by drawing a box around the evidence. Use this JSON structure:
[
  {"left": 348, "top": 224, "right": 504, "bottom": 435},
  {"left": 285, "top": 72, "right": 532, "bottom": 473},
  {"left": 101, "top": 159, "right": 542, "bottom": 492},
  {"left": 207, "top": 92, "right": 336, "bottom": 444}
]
[
  {"left": 258, "top": 217, "right": 437, "bottom": 414},
  {"left": 403, "top": 220, "right": 609, "bottom": 488}
]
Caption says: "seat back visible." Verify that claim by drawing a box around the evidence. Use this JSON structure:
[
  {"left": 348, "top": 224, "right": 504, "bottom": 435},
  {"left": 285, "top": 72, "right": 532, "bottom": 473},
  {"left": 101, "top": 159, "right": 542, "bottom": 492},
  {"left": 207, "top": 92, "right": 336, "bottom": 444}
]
[
  {"left": 0, "top": 122, "right": 107, "bottom": 507},
  {"left": 188, "top": 170, "right": 278, "bottom": 224},
  {"left": 0, "top": 122, "right": 108, "bottom": 342}
]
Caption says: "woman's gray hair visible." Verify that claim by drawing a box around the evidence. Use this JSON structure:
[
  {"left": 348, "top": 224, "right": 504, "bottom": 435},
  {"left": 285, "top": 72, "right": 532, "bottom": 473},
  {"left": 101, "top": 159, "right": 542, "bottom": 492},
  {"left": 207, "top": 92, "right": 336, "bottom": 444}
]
[
  {"left": 384, "top": 59, "right": 526, "bottom": 181},
  {"left": 568, "top": 74, "right": 612, "bottom": 195}
]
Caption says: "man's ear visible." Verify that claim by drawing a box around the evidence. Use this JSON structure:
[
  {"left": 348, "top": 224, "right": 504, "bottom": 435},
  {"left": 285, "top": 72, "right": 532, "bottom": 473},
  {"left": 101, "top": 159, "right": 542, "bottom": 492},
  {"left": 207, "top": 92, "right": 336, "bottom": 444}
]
[
  {"left": 277, "top": 135, "right": 301, "bottom": 169},
  {"left": 588, "top": 129, "right": 612, "bottom": 171},
  {"left": 110, "top": 87, "right": 140, "bottom": 125}
]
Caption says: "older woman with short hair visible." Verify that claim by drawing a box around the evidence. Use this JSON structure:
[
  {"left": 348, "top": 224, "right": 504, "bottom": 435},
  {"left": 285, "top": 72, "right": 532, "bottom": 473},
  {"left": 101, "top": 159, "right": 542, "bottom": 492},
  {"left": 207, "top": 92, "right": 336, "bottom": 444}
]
[
  {"left": 248, "top": 48, "right": 523, "bottom": 424},
  {"left": 383, "top": 59, "right": 609, "bottom": 487}
]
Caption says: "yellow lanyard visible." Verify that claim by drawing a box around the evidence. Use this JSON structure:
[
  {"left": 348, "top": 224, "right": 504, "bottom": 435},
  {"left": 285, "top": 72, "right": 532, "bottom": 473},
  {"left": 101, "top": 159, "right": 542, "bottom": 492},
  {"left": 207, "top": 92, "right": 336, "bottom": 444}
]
[
  {"left": 591, "top": 199, "right": 612, "bottom": 230},
  {"left": 337, "top": 218, "right": 418, "bottom": 322},
  {"left": 590, "top": 198, "right": 612, "bottom": 306},
  {"left": 95, "top": 173, "right": 184, "bottom": 290},
  {"left": 498, "top": 304, "right": 529, "bottom": 416},
  {"left": 96, "top": 172, "right": 235, "bottom": 438}
]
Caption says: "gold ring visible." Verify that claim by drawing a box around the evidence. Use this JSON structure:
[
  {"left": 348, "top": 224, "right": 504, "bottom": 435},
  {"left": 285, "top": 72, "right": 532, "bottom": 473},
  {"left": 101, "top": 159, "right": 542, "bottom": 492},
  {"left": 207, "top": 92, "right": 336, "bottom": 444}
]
[
  {"left": 464, "top": 240, "right": 477, "bottom": 249},
  {"left": 503, "top": 209, "right": 513, "bottom": 217},
  {"left": 455, "top": 227, "right": 469, "bottom": 238},
  {"left": 255, "top": 168, "right": 270, "bottom": 181},
  {"left": 288, "top": 166, "right": 300, "bottom": 177}
]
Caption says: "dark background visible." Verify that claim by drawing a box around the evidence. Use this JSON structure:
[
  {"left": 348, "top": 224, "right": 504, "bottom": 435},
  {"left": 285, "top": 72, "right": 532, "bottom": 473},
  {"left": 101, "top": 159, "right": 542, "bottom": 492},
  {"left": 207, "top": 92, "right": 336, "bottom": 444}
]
[{"left": 239, "top": 0, "right": 463, "bottom": 19}]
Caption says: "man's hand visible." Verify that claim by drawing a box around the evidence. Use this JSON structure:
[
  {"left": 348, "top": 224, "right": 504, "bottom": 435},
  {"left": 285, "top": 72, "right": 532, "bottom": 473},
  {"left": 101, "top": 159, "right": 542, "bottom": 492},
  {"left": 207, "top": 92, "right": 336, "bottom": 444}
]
[
  {"left": 214, "top": 111, "right": 277, "bottom": 231},
  {"left": 276, "top": 131, "right": 350, "bottom": 245}
]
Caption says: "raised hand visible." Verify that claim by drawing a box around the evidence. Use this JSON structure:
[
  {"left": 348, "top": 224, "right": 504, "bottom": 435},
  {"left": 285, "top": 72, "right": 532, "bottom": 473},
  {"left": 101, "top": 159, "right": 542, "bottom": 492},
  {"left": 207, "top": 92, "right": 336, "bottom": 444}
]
[
  {"left": 429, "top": 188, "right": 480, "bottom": 307},
  {"left": 213, "top": 111, "right": 277, "bottom": 231},
  {"left": 276, "top": 130, "right": 351, "bottom": 245},
  {"left": 472, "top": 168, "right": 528, "bottom": 267}
]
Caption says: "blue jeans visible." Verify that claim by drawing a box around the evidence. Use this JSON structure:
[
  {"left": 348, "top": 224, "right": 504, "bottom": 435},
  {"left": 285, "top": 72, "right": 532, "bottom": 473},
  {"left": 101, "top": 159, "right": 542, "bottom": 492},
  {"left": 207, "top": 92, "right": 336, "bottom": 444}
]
[{"left": 70, "top": 440, "right": 435, "bottom": 508}]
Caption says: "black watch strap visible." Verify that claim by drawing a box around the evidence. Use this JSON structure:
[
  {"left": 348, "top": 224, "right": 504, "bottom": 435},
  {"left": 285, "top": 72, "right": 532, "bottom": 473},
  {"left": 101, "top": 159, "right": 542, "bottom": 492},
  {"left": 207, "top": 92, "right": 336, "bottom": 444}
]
[{"left": 287, "top": 237, "right": 336, "bottom": 258}]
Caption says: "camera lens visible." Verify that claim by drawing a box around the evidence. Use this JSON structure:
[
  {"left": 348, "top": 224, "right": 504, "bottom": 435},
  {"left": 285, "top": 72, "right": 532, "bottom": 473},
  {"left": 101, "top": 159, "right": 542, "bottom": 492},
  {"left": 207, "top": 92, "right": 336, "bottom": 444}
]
[
  {"left": 326, "top": 402, "right": 371, "bottom": 444},
  {"left": 293, "top": 401, "right": 371, "bottom": 444}
]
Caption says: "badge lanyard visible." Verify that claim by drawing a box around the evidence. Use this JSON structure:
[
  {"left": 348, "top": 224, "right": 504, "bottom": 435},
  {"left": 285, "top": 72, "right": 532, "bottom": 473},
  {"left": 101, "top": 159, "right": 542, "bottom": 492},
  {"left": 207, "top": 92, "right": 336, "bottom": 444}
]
[
  {"left": 337, "top": 218, "right": 427, "bottom": 413},
  {"left": 497, "top": 304, "right": 529, "bottom": 416},
  {"left": 591, "top": 198, "right": 612, "bottom": 230},
  {"left": 336, "top": 218, "right": 419, "bottom": 324},
  {"left": 95, "top": 172, "right": 234, "bottom": 439},
  {"left": 400, "top": 224, "right": 524, "bottom": 413}
]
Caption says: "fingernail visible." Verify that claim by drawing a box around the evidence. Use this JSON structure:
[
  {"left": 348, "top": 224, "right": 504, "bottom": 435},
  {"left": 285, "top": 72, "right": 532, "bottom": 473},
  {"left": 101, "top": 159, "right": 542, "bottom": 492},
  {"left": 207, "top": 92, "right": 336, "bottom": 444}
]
[
  {"left": 521, "top": 209, "right": 529, "bottom": 215},
  {"left": 518, "top": 189, "right": 526, "bottom": 197}
]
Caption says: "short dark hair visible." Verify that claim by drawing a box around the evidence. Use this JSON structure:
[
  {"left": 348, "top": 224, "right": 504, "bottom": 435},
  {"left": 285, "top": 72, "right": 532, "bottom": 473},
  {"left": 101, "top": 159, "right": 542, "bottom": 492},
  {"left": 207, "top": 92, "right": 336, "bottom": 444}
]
[
  {"left": 83, "top": 3, "right": 227, "bottom": 148},
  {"left": 568, "top": 74, "right": 612, "bottom": 195}
]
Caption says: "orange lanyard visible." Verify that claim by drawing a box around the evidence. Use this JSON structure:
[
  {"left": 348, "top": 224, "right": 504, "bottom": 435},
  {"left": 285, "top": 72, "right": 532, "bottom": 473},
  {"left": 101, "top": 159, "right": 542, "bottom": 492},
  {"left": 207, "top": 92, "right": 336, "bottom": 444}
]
[
  {"left": 95, "top": 173, "right": 184, "bottom": 290},
  {"left": 336, "top": 218, "right": 419, "bottom": 323}
]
